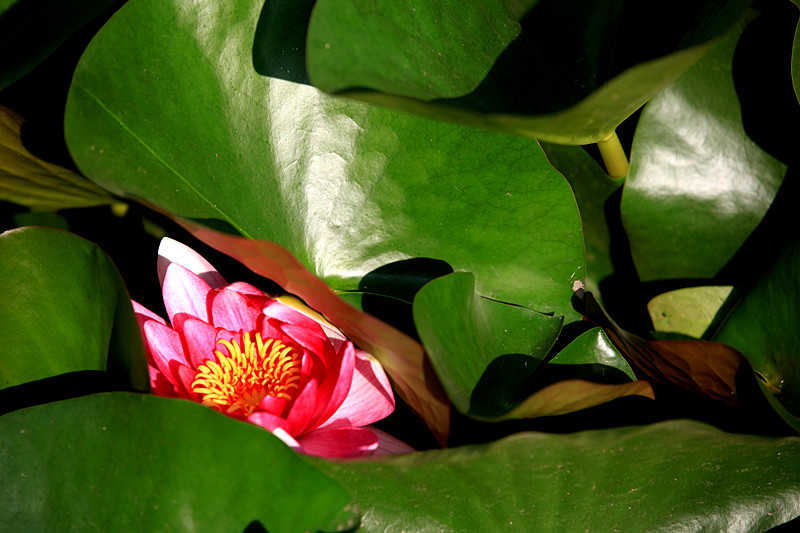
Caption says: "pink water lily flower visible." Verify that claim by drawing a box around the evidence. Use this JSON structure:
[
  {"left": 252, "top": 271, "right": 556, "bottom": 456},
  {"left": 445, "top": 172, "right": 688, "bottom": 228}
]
[{"left": 132, "top": 238, "right": 409, "bottom": 458}]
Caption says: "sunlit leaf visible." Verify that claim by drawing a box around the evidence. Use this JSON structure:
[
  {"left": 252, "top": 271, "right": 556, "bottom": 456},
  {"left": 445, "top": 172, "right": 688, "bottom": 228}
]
[
  {"left": 648, "top": 286, "right": 734, "bottom": 339},
  {"left": 318, "top": 420, "right": 800, "bottom": 532},
  {"left": 540, "top": 142, "right": 622, "bottom": 300},
  {"left": 306, "top": 0, "right": 749, "bottom": 144},
  {"left": 621, "top": 13, "right": 786, "bottom": 281},
  {"left": 0, "top": 393, "right": 359, "bottom": 533},
  {"left": 412, "top": 272, "right": 562, "bottom": 417},
  {"left": 0, "top": 226, "right": 146, "bottom": 391},
  {"left": 64, "top": 0, "right": 584, "bottom": 324}
]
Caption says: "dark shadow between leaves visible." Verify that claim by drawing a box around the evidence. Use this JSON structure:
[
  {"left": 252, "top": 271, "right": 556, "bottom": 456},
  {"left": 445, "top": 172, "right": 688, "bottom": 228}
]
[
  {"left": 242, "top": 521, "right": 268, "bottom": 533},
  {"left": 442, "top": 0, "right": 749, "bottom": 116},
  {"left": 0, "top": 370, "right": 135, "bottom": 416},
  {"left": 252, "top": 0, "right": 314, "bottom": 86},
  {"left": 469, "top": 353, "right": 633, "bottom": 419},
  {"left": 357, "top": 257, "right": 453, "bottom": 339}
]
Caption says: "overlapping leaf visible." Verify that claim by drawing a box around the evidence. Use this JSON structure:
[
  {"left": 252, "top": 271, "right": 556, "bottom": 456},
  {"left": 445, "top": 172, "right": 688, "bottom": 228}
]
[
  {"left": 305, "top": 0, "right": 750, "bottom": 143},
  {"left": 713, "top": 237, "right": 800, "bottom": 432},
  {"left": 319, "top": 420, "right": 800, "bottom": 532},
  {"left": 493, "top": 328, "right": 654, "bottom": 420},
  {"left": 540, "top": 142, "right": 622, "bottom": 300},
  {"left": 0, "top": 393, "right": 358, "bottom": 533},
  {"left": 0, "top": 106, "right": 113, "bottom": 210},
  {"left": 412, "top": 272, "right": 562, "bottom": 417},
  {"left": 621, "top": 13, "right": 786, "bottom": 281},
  {"left": 0, "top": 226, "right": 146, "bottom": 391},
  {"left": 64, "top": 0, "right": 584, "bottom": 323},
  {"left": 648, "top": 286, "right": 734, "bottom": 340},
  {"left": 583, "top": 293, "right": 741, "bottom": 406}
]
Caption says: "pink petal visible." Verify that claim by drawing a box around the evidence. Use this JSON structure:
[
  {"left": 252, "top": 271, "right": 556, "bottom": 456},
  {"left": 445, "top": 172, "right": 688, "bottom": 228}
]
[
  {"left": 162, "top": 263, "right": 214, "bottom": 324},
  {"left": 262, "top": 300, "right": 337, "bottom": 342},
  {"left": 175, "top": 317, "right": 220, "bottom": 368},
  {"left": 285, "top": 375, "right": 321, "bottom": 436},
  {"left": 279, "top": 321, "right": 334, "bottom": 364},
  {"left": 311, "top": 341, "right": 356, "bottom": 428},
  {"left": 247, "top": 411, "right": 290, "bottom": 434},
  {"left": 225, "top": 281, "right": 268, "bottom": 298},
  {"left": 210, "top": 288, "right": 260, "bottom": 332},
  {"left": 296, "top": 427, "right": 379, "bottom": 458},
  {"left": 142, "top": 320, "right": 190, "bottom": 386},
  {"left": 174, "top": 362, "right": 200, "bottom": 399},
  {"left": 316, "top": 349, "right": 395, "bottom": 430},
  {"left": 132, "top": 300, "right": 166, "bottom": 326},
  {"left": 157, "top": 237, "right": 226, "bottom": 289},
  {"left": 369, "top": 426, "right": 416, "bottom": 456},
  {"left": 286, "top": 341, "right": 354, "bottom": 436},
  {"left": 269, "top": 296, "right": 347, "bottom": 343},
  {"left": 258, "top": 396, "right": 289, "bottom": 417},
  {"left": 149, "top": 367, "right": 177, "bottom": 397}
]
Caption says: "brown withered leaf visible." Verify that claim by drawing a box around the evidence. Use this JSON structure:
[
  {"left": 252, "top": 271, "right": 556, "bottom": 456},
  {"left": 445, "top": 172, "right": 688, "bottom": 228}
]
[
  {"left": 180, "top": 221, "right": 451, "bottom": 445},
  {"left": 582, "top": 292, "right": 741, "bottom": 406},
  {"left": 497, "top": 379, "right": 655, "bottom": 420}
]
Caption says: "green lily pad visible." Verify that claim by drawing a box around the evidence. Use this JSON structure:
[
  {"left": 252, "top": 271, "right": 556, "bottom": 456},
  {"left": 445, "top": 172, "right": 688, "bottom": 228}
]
[
  {"left": 621, "top": 13, "right": 787, "bottom": 281},
  {"left": 305, "top": 0, "right": 750, "bottom": 143},
  {"left": 0, "top": 226, "right": 146, "bottom": 391},
  {"left": 64, "top": 0, "right": 583, "bottom": 323},
  {"left": 0, "top": 393, "right": 358, "bottom": 533},
  {"left": 713, "top": 237, "right": 800, "bottom": 432},
  {"left": 318, "top": 419, "right": 800, "bottom": 532},
  {"left": 540, "top": 142, "right": 622, "bottom": 300},
  {"left": 412, "top": 272, "right": 562, "bottom": 417},
  {"left": 648, "top": 286, "right": 734, "bottom": 339}
]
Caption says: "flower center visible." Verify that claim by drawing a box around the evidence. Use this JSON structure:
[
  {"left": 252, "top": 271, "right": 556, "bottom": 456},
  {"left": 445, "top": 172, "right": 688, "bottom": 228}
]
[{"left": 191, "top": 332, "right": 302, "bottom": 417}]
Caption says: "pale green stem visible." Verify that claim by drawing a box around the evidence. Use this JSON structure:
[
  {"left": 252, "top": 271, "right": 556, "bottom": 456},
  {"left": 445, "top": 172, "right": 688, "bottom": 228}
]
[{"left": 597, "top": 131, "right": 629, "bottom": 178}]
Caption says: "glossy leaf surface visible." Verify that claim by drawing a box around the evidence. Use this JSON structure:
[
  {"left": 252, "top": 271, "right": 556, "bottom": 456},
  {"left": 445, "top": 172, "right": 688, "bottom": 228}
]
[
  {"left": 540, "top": 142, "right": 622, "bottom": 299},
  {"left": 306, "top": 0, "right": 749, "bottom": 143},
  {"left": 319, "top": 420, "right": 800, "bottom": 532},
  {"left": 0, "top": 106, "right": 113, "bottom": 210},
  {"left": 648, "top": 286, "right": 734, "bottom": 339},
  {"left": 0, "top": 226, "right": 146, "bottom": 390},
  {"left": 0, "top": 393, "right": 358, "bottom": 533},
  {"left": 713, "top": 237, "right": 800, "bottom": 431},
  {"left": 621, "top": 14, "right": 786, "bottom": 281},
  {"left": 64, "top": 0, "right": 583, "bottom": 322},
  {"left": 412, "top": 272, "right": 562, "bottom": 417},
  {"left": 306, "top": 0, "right": 522, "bottom": 101},
  {"left": 0, "top": 0, "right": 117, "bottom": 89}
]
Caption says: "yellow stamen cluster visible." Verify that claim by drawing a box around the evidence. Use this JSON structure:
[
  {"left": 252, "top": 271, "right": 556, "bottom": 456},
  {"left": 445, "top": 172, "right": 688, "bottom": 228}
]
[{"left": 191, "top": 332, "right": 302, "bottom": 417}]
